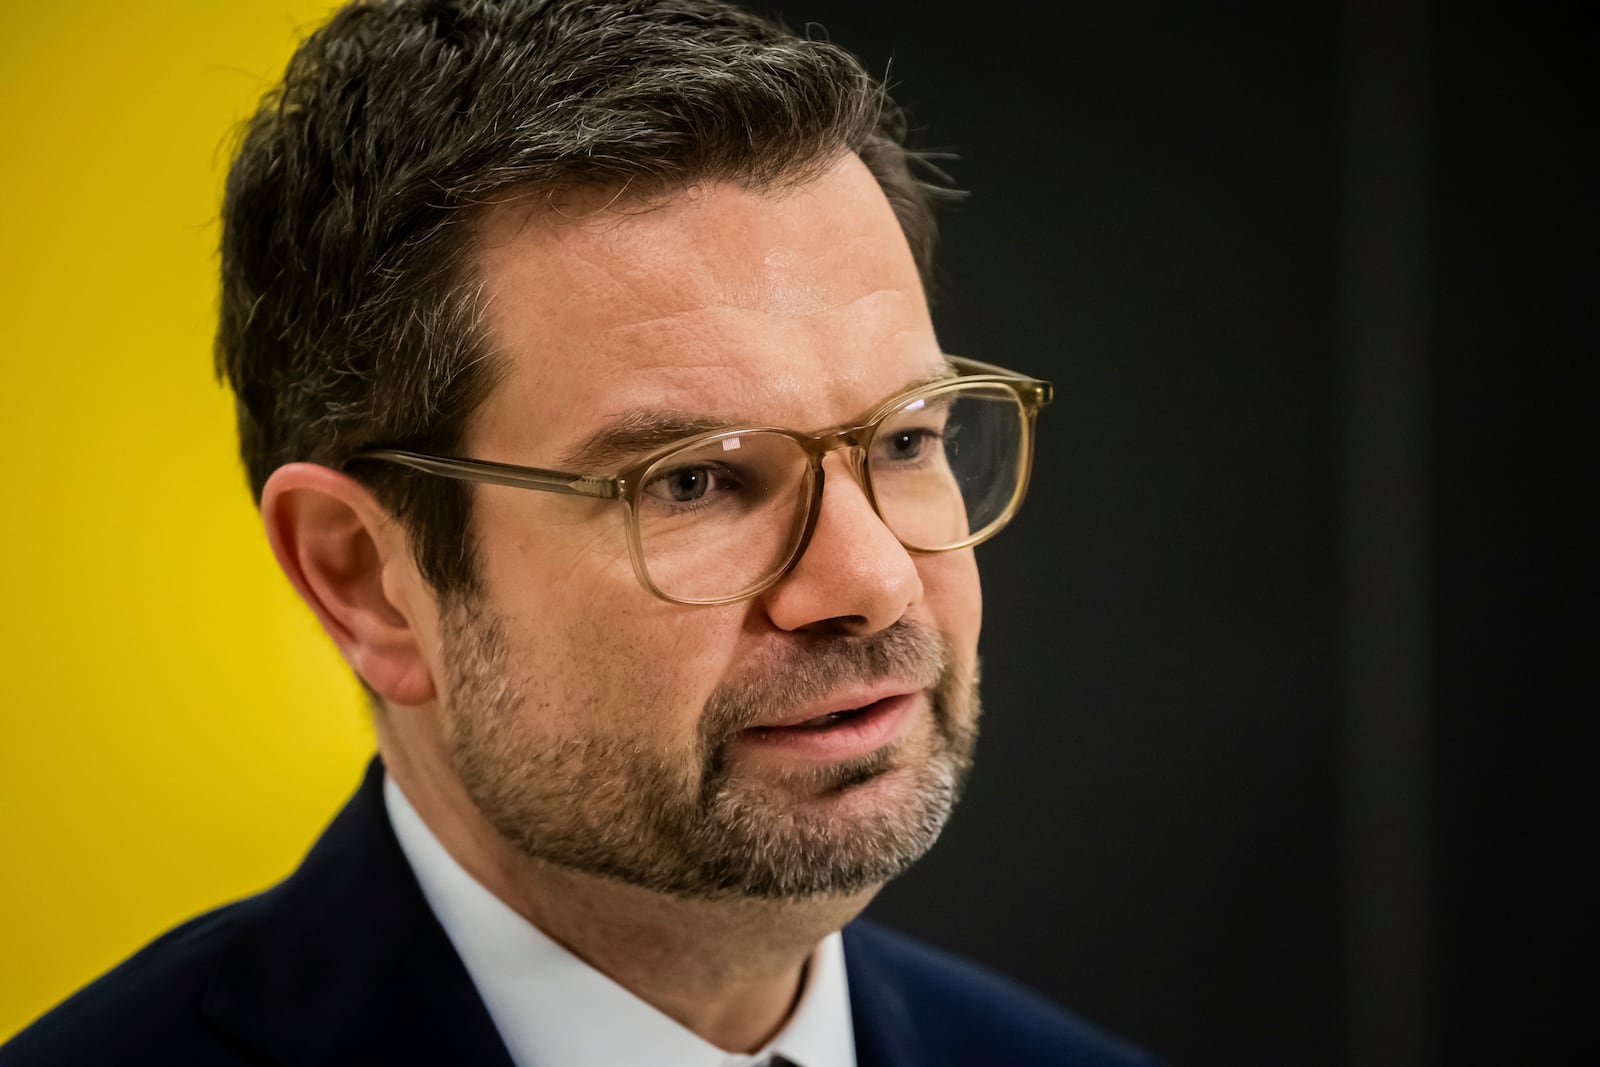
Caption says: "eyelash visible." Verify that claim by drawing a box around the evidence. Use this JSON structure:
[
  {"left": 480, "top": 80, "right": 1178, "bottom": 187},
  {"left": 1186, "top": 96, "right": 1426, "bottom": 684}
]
[{"left": 640, "top": 464, "right": 741, "bottom": 510}]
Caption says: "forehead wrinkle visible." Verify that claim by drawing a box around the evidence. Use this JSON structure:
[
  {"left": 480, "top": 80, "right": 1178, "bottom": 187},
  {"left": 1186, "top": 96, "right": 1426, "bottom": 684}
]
[
  {"left": 603, "top": 287, "right": 920, "bottom": 339},
  {"left": 582, "top": 291, "right": 936, "bottom": 404}
]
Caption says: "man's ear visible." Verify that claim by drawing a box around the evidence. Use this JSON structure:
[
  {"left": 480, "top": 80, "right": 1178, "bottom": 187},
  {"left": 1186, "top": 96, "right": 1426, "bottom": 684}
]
[{"left": 260, "top": 463, "right": 438, "bottom": 707}]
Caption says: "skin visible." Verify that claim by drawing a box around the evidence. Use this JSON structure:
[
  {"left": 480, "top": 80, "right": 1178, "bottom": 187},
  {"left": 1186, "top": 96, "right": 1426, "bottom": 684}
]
[{"left": 261, "top": 154, "right": 983, "bottom": 1052}]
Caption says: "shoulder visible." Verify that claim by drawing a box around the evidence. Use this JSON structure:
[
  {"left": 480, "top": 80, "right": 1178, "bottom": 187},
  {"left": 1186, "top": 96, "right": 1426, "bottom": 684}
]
[
  {"left": 1, "top": 760, "right": 501, "bottom": 1067},
  {"left": 842, "top": 920, "right": 1160, "bottom": 1067},
  {"left": 0, "top": 895, "right": 268, "bottom": 1066}
]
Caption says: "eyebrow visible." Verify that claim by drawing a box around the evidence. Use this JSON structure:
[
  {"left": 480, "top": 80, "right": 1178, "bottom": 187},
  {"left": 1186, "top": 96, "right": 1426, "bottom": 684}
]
[
  {"left": 903, "top": 362, "right": 961, "bottom": 392},
  {"left": 558, "top": 411, "right": 734, "bottom": 471},
  {"left": 558, "top": 361, "right": 962, "bottom": 473}
]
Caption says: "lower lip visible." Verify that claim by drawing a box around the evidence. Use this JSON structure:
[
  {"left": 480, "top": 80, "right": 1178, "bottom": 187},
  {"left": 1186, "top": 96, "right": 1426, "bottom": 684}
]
[{"left": 735, "top": 693, "right": 918, "bottom": 763}]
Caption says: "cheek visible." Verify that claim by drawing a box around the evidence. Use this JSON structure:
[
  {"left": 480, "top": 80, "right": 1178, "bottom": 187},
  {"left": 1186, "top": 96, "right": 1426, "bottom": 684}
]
[
  {"left": 478, "top": 489, "right": 636, "bottom": 588},
  {"left": 917, "top": 548, "right": 982, "bottom": 651},
  {"left": 479, "top": 533, "right": 748, "bottom": 747}
]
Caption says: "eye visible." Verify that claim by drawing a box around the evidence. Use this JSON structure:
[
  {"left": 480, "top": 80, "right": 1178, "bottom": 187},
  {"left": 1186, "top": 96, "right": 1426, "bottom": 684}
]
[
  {"left": 642, "top": 464, "right": 735, "bottom": 504},
  {"left": 877, "top": 427, "right": 942, "bottom": 464}
]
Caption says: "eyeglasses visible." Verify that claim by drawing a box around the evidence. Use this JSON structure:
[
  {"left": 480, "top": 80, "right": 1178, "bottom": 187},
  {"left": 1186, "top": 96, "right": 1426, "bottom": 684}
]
[{"left": 347, "top": 356, "right": 1052, "bottom": 606}]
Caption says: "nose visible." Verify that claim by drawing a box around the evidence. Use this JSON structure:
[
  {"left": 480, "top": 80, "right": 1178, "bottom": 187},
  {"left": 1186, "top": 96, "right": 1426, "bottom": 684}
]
[{"left": 759, "top": 455, "right": 923, "bottom": 635}]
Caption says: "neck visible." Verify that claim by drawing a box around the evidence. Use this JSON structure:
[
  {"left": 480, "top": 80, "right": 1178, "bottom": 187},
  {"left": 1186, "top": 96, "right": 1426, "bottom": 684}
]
[
  {"left": 502, "top": 862, "right": 870, "bottom": 1051},
  {"left": 378, "top": 730, "right": 875, "bottom": 1052}
]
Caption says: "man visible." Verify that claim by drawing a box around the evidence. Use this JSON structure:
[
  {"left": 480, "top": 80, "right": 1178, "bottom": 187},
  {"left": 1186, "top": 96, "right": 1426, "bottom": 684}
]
[{"left": 2, "top": 2, "right": 1155, "bottom": 1064}]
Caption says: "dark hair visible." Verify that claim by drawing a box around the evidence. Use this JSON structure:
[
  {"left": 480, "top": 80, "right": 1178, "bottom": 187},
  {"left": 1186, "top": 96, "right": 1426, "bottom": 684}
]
[{"left": 217, "top": 0, "right": 946, "bottom": 597}]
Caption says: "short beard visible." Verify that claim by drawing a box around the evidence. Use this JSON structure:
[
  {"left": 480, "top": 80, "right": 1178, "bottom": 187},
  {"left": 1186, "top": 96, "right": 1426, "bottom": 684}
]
[{"left": 441, "top": 597, "right": 979, "bottom": 901}]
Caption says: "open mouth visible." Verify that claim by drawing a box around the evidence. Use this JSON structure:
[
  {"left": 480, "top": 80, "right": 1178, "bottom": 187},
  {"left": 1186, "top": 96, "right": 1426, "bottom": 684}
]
[
  {"left": 749, "top": 702, "right": 876, "bottom": 734},
  {"left": 734, "top": 694, "right": 915, "bottom": 763}
]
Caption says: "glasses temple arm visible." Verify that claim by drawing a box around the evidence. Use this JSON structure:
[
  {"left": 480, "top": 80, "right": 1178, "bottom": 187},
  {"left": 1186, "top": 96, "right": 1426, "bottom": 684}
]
[{"left": 345, "top": 449, "right": 619, "bottom": 499}]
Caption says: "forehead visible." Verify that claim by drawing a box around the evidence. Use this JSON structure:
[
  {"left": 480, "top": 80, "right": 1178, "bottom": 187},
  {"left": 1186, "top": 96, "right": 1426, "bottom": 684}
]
[{"left": 465, "top": 155, "right": 942, "bottom": 462}]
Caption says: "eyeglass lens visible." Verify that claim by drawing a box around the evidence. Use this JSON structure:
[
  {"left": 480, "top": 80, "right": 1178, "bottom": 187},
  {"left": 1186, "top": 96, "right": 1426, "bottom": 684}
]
[{"left": 632, "top": 383, "right": 1029, "bottom": 603}]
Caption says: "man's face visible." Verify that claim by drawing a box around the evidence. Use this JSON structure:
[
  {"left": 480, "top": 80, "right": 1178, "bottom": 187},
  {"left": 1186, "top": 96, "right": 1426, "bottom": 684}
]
[{"left": 430, "top": 155, "right": 983, "bottom": 900}]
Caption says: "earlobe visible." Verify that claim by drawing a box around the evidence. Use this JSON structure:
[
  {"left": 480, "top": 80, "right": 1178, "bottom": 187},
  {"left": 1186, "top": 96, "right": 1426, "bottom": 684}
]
[{"left": 260, "top": 463, "right": 438, "bottom": 707}]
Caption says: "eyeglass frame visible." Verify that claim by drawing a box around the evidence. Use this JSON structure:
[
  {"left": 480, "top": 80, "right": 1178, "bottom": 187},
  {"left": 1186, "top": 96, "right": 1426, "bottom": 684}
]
[{"left": 344, "top": 355, "right": 1054, "bottom": 606}]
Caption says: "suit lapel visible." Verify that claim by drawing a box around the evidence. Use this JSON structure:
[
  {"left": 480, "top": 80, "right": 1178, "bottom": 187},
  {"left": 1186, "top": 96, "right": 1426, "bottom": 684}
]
[
  {"left": 199, "top": 758, "right": 516, "bottom": 1067},
  {"left": 843, "top": 923, "right": 929, "bottom": 1067}
]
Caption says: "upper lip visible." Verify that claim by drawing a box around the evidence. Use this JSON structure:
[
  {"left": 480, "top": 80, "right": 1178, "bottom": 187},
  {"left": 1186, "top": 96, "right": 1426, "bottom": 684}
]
[{"left": 745, "top": 681, "right": 921, "bottom": 730}]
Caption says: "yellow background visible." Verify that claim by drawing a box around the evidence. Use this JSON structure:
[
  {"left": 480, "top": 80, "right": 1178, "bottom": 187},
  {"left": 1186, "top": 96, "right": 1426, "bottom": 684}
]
[{"left": 0, "top": 3, "right": 371, "bottom": 1039}]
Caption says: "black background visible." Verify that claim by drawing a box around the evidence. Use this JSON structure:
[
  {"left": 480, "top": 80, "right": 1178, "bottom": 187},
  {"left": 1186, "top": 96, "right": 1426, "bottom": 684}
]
[{"left": 740, "top": 2, "right": 1596, "bottom": 1064}]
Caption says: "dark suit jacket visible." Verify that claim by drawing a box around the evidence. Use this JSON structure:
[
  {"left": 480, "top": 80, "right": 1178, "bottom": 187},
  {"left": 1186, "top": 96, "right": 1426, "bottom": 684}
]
[{"left": 1, "top": 760, "right": 1155, "bottom": 1066}]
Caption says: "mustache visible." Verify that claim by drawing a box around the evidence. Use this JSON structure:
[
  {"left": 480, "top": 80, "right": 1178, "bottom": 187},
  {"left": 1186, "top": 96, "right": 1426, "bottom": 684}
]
[{"left": 699, "top": 619, "right": 950, "bottom": 745}]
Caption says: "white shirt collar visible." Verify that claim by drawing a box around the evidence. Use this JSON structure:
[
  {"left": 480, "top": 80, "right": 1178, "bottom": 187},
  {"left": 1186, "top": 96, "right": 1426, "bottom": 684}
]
[{"left": 384, "top": 774, "right": 857, "bottom": 1067}]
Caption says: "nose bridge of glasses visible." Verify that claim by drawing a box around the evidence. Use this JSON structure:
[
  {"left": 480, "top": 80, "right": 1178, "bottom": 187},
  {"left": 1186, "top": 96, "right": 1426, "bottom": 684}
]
[{"left": 801, "top": 425, "right": 875, "bottom": 483}]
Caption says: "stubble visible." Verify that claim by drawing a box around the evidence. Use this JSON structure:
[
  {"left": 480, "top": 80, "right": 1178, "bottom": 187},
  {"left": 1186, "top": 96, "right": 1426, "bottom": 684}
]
[{"left": 442, "top": 597, "right": 980, "bottom": 900}]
